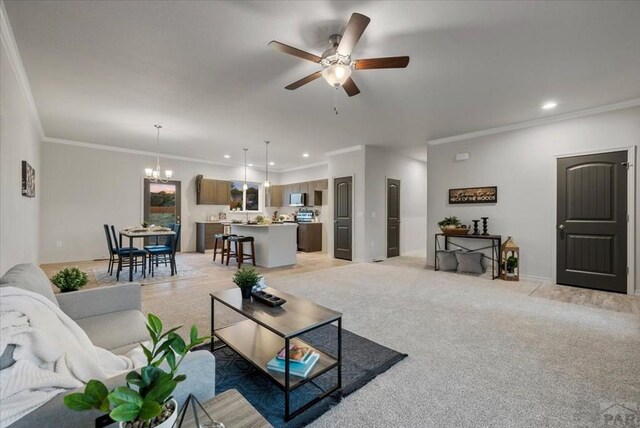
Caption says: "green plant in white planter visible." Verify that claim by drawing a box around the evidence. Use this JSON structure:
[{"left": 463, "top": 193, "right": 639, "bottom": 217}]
[
  {"left": 51, "top": 267, "right": 88, "bottom": 292},
  {"left": 64, "top": 314, "right": 209, "bottom": 427}
]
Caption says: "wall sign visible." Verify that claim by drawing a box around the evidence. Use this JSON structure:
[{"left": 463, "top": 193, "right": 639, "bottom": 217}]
[{"left": 448, "top": 186, "right": 497, "bottom": 204}]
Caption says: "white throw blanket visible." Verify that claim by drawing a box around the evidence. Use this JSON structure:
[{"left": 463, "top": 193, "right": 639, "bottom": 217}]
[{"left": 0, "top": 287, "right": 147, "bottom": 427}]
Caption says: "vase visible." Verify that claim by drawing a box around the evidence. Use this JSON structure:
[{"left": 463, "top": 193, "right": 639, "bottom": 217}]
[
  {"left": 118, "top": 399, "right": 177, "bottom": 428},
  {"left": 240, "top": 287, "right": 253, "bottom": 299}
]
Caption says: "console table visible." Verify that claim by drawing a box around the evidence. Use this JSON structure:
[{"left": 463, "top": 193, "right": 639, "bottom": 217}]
[{"left": 434, "top": 233, "right": 502, "bottom": 279}]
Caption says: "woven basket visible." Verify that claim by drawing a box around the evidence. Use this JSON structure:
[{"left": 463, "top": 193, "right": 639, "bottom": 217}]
[{"left": 440, "top": 227, "right": 470, "bottom": 236}]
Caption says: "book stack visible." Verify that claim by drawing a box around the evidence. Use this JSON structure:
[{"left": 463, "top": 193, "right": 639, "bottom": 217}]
[{"left": 267, "top": 344, "right": 319, "bottom": 378}]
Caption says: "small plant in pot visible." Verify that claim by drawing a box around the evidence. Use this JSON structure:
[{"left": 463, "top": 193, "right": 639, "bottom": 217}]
[
  {"left": 64, "top": 314, "right": 209, "bottom": 428},
  {"left": 437, "top": 216, "right": 468, "bottom": 235},
  {"left": 505, "top": 255, "right": 518, "bottom": 276},
  {"left": 50, "top": 267, "right": 88, "bottom": 293},
  {"left": 232, "top": 266, "right": 262, "bottom": 299}
]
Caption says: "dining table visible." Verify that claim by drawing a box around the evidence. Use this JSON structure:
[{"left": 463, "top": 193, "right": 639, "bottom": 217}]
[{"left": 119, "top": 229, "right": 176, "bottom": 282}]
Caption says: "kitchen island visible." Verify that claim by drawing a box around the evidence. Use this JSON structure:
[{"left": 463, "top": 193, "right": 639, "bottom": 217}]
[{"left": 230, "top": 223, "right": 298, "bottom": 268}]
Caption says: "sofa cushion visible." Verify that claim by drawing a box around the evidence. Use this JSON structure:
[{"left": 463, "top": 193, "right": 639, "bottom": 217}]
[
  {"left": 436, "top": 250, "right": 459, "bottom": 271},
  {"left": 455, "top": 251, "right": 485, "bottom": 274},
  {"left": 75, "top": 310, "right": 149, "bottom": 353},
  {"left": 0, "top": 263, "right": 58, "bottom": 307}
]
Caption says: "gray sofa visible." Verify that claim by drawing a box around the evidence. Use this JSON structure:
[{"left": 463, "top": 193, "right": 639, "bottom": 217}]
[{"left": 0, "top": 263, "right": 216, "bottom": 427}]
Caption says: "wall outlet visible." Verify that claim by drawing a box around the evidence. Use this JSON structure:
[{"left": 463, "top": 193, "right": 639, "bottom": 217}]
[{"left": 56, "top": 241, "right": 63, "bottom": 248}]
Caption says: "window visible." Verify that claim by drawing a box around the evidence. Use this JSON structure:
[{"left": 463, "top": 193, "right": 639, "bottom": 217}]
[{"left": 230, "top": 181, "right": 261, "bottom": 211}]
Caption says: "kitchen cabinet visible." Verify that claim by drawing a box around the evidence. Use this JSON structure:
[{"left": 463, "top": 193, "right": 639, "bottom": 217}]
[
  {"left": 196, "top": 222, "right": 224, "bottom": 253},
  {"left": 267, "top": 185, "right": 283, "bottom": 207},
  {"left": 314, "top": 179, "right": 328, "bottom": 190},
  {"left": 297, "top": 223, "right": 322, "bottom": 252},
  {"left": 196, "top": 178, "right": 230, "bottom": 205}
]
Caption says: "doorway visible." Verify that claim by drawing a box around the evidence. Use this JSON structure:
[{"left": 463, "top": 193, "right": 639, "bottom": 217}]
[
  {"left": 144, "top": 179, "right": 182, "bottom": 251},
  {"left": 387, "top": 178, "right": 400, "bottom": 258},
  {"left": 556, "top": 151, "right": 627, "bottom": 293},
  {"left": 334, "top": 176, "right": 352, "bottom": 261}
]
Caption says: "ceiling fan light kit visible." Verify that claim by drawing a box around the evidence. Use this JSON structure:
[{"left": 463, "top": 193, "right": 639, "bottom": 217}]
[{"left": 269, "top": 12, "right": 409, "bottom": 97}]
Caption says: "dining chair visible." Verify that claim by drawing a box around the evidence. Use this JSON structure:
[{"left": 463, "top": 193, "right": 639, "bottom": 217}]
[
  {"left": 147, "top": 223, "right": 181, "bottom": 277},
  {"left": 110, "top": 225, "right": 147, "bottom": 280}
]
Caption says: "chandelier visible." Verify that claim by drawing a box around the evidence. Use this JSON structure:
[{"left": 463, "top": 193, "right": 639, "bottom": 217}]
[{"left": 145, "top": 124, "right": 173, "bottom": 183}]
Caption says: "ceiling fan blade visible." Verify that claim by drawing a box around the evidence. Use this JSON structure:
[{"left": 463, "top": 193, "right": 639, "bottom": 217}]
[
  {"left": 268, "top": 41, "right": 321, "bottom": 63},
  {"left": 342, "top": 77, "right": 360, "bottom": 97},
  {"left": 337, "top": 13, "right": 371, "bottom": 56},
  {"left": 285, "top": 71, "right": 323, "bottom": 90},
  {"left": 354, "top": 56, "right": 410, "bottom": 70}
]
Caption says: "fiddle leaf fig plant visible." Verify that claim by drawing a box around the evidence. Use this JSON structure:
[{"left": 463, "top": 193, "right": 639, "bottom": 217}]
[{"left": 64, "top": 314, "right": 209, "bottom": 425}]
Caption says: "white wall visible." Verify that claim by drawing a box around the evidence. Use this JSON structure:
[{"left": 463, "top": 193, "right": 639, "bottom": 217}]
[
  {"left": 40, "top": 142, "right": 280, "bottom": 263},
  {"left": 427, "top": 107, "right": 639, "bottom": 292},
  {"left": 327, "top": 147, "right": 366, "bottom": 261},
  {"left": 0, "top": 34, "right": 41, "bottom": 275},
  {"left": 365, "top": 146, "right": 428, "bottom": 260}
]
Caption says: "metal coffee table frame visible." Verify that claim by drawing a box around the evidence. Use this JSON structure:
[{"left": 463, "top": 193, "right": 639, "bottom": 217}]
[{"left": 210, "top": 288, "right": 342, "bottom": 421}]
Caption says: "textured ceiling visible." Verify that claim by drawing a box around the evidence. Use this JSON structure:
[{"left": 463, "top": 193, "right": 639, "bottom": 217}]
[{"left": 5, "top": 0, "right": 640, "bottom": 169}]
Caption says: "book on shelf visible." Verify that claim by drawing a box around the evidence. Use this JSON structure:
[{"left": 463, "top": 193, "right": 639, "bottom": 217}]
[
  {"left": 277, "top": 343, "right": 311, "bottom": 362},
  {"left": 267, "top": 352, "right": 320, "bottom": 378}
]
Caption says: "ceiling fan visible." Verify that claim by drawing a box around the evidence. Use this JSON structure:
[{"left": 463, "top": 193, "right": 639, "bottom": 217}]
[{"left": 269, "top": 12, "right": 410, "bottom": 97}]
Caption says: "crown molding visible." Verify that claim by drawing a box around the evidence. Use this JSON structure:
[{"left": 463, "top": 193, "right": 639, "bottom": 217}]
[
  {"left": 0, "top": 1, "right": 45, "bottom": 139},
  {"left": 428, "top": 98, "right": 640, "bottom": 146},
  {"left": 325, "top": 145, "right": 364, "bottom": 157}
]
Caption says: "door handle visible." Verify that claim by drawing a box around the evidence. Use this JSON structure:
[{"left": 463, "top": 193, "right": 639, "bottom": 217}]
[
  {"left": 333, "top": 220, "right": 338, "bottom": 223},
  {"left": 558, "top": 224, "right": 565, "bottom": 230}
]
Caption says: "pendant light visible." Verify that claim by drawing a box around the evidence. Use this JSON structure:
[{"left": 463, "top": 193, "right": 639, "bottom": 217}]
[
  {"left": 242, "top": 148, "right": 249, "bottom": 190},
  {"left": 145, "top": 125, "right": 173, "bottom": 183},
  {"left": 264, "top": 140, "right": 271, "bottom": 188}
]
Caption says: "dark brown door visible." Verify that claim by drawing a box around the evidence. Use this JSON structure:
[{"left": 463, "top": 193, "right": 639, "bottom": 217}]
[
  {"left": 387, "top": 178, "right": 400, "bottom": 258},
  {"left": 557, "top": 151, "right": 627, "bottom": 293},
  {"left": 144, "top": 179, "right": 182, "bottom": 251},
  {"left": 334, "top": 176, "right": 352, "bottom": 260}
]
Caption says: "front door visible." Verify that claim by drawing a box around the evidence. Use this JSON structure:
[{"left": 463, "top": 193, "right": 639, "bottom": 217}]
[
  {"left": 557, "top": 151, "right": 627, "bottom": 293},
  {"left": 334, "top": 176, "right": 352, "bottom": 261},
  {"left": 387, "top": 178, "right": 400, "bottom": 258},
  {"left": 144, "top": 180, "right": 182, "bottom": 251}
]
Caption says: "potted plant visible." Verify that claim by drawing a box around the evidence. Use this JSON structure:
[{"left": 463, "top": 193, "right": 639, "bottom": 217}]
[
  {"left": 232, "top": 266, "right": 262, "bottom": 299},
  {"left": 505, "top": 255, "right": 518, "bottom": 276},
  {"left": 437, "top": 216, "right": 469, "bottom": 235},
  {"left": 50, "top": 267, "right": 89, "bottom": 293},
  {"left": 64, "top": 314, "right": 208, "bottom": 428}
]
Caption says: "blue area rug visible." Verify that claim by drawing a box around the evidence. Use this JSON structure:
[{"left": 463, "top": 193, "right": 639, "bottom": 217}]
[{"left": 200, "top": 325, "right": 407, "bottom": 428}]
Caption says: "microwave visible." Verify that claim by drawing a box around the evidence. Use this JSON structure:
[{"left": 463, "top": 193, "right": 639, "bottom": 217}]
[{"left": 289, "top": 192, "right": 306, "bottom": 207}]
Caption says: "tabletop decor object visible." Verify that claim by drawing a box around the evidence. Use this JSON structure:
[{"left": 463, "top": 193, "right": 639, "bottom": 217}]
[
  {"left": 472, "top": 220, "right": 480, "bottom": 235},
  {"left": 437, "top": 216, "right": 469, "bottom": 235},
  {"left": 500, "top": 236, "right": 520, "bottom": 281},
  {"left": 481, "top": 217, "right": 489, "bottom": 235},
  {"left": 50, "top": 267, "right": 88, "bottom": 293},
  {"left": 64, "top": 314, "right": 209, "bottom": 428},
  {"left": 232, "top": 266, "right": 262, "bottom": 299}
]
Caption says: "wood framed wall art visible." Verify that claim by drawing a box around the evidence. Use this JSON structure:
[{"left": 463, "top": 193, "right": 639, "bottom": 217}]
[
  {"left": 21, "top": 161, "right": 35, "bottom": 197},
  {"left": 448, "top": 186, "right": 497, "bottom": 204}
]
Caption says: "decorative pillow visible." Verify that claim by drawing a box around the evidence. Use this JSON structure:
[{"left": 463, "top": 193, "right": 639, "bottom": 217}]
[
  {"left": 455, "top": 251, "right": 485, "bottom": 274},
  {"left": 436, "top": 250, "right": 459, "bottom": 271}
]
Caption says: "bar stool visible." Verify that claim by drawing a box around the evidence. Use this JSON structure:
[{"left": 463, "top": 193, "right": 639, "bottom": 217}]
[
  {"left": 226, "top": 236, "right": 256, "bottom": 268},
  {"left": 213, "top": 233, "right": 236, "bottom": 264}
]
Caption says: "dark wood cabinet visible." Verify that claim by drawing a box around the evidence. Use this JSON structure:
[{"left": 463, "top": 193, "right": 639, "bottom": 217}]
[
  {"left": 196, "top": 222, "right": 224, "bottom": 253},
  {"left": 197, "top": 177, "right": 231, "bottom": 205},
  {"left": 297, "top": 223, "right": 322, "bottom": 252},
  {"left": 267, "top": 185, "right": 283, "bottom": 207}
]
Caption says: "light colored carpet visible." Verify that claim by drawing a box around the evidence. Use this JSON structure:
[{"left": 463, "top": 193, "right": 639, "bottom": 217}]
[
  {"left": 92, "top": 263, "right": 204, "bottom": 285},
  {"left": 260, "top": 263, "right": 640, "bottom": 428}
]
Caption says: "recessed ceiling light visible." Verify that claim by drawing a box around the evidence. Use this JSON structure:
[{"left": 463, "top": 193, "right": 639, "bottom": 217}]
[
  {"left": 248, "top": 163, "right": 253, "bottom": 167},
  {"left": 269, "top": 161, "right": 275, "bottom": 166},
  {"left": 223, "top": 154, "right": 231, "bottom": 159},
  {"left": 541, "top": 101, "right": 558, "bottom": 110},
  {"left": 302, "top": 153, "right": 310, "bottom": 158}
]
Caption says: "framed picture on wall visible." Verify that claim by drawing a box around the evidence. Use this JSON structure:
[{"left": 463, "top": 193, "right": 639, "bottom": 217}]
[
  {"left": 21, "top": 160, "right": 35, "bottom": 197},
  {"left": 449, "top": 186, "right": 497, "bottom": 204}
]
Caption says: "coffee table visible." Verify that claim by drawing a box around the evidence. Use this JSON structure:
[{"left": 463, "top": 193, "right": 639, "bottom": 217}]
[
  {"left": 210, "top": 287, "right": 342, "bottom": 421},
  {"left": 179, "top": 389, "right": 272, "bottom": 428}
]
